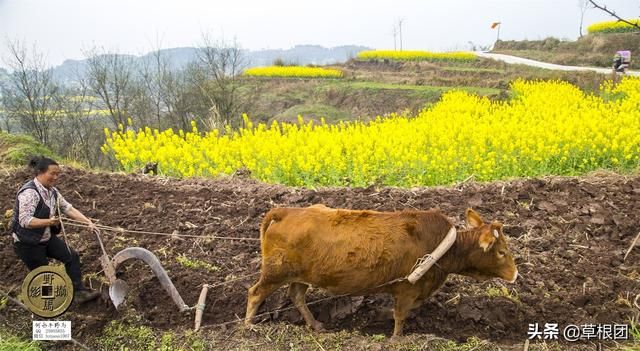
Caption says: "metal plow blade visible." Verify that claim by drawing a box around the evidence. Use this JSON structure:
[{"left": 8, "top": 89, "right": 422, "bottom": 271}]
[
  {"left": 111, "top": 247, "right": 189, "bottom": 312},
  {"left": 108, "top": 279, "right": 129, "bottom": 309}
]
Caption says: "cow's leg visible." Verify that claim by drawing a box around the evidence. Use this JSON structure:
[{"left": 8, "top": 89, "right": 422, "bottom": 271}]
[
  {"left": 411, "top": 299, "right": 424, "bottom": 309},
  {"left": 288, "top": 282, "right": 325, "bottom": 331},
  {"left": 392, "top": 292, "right": 419, "bottom": 337},
  {"left": 245, "top": 277, "right": 282, "bottom": 326},
  {"left": 376, "top": 298, "right": 423, "bottom": 322}
]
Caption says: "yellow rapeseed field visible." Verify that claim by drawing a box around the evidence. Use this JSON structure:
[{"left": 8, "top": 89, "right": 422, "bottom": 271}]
[
  {"left": 243, "top": 66, "right": 343, "bottom": 78},
  {"left": 103, "top": 77, "right": 640, "bottom": 187},
  {"left": 357, "top": 50, "right": 476, "bottom": 62},
  {"left": 587, "top": 19, "right": 640, "bottom": 34}
]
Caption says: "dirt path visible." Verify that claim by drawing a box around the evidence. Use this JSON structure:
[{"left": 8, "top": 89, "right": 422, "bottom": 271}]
[
  {"left": 1, "top": 167, "right": 639, "bottom": 348},
  {"left": 477, "top": 52, "right": 640, "bottom": 77}
]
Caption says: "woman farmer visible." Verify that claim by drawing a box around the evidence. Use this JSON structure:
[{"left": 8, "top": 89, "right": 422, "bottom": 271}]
[{"left": 11, "top": 156, "right": 100, "bottom": 304}]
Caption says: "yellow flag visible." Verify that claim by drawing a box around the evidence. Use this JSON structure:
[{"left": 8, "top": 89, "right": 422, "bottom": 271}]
[{"left": 491, "top": 22, "right": 501, "bottom": 29}]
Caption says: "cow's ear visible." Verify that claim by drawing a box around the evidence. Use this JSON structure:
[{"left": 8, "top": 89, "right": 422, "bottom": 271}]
[
  {"left": 466, "top": 208, "right": 483, "bottom": 228},
  {"left": 478, "top": 230, "right": 496, "bottom": 252}
]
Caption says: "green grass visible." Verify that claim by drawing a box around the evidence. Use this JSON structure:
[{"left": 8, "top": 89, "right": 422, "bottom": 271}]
[
  {"left": 627, "top": 316, "right": 640, "bottom": 348},
  {"left": 176, "top": 254, "right": 220, "bottom": 272},
  {"left": 275, "top": 103, "right": 350, "bottom": 123},
  {"left": 441, "top": 67, "right": 505, "bottom": 74},
  {"left": 332, "top": 81, "right": 500, "bottom": 96},
  {"left": 97, "top": 319, "right": 161, "bottom": 351},
  {"left": 0, "top": 329, "right": 41, "bottom": 351},
  {"left": 97, "top": 315, "right": 208, "bottom": 351},
  {"left": 0, "top": 132, "right": 56, "bottom": 166},
  {"left": 485, "top": 286, "right": 521, "bottom": 304}
]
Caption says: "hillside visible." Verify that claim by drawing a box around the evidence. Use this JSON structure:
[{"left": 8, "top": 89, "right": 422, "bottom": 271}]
[
  {"left": 0, "top": 132, "right": 56, "bottom": 166},
  {"left": 240, "top": 33, "right": 637, "bottom": 122},
  {"left": 50, "top": 45, "right": 371, "bottom": 84},
  {"left": 493, "top": 32, "right": 639, "bottom": 69},
  {"left": 3, "top": 53, "right": 612, "bottom": 139},
  {"left": 239, "top": 58, "right": 611, "bottom": 124}
]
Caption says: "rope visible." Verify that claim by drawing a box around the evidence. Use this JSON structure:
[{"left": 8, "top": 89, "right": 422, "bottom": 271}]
[
  {"left": 61, "top": 218, "right": 260, "bottom": 241},
  {"left": 202, "top": 272, "right": 261, "bottom": 290},
  {"left": 183, "top": 273, "right": 263, "bottom": 311},
  {"left": 55, "top": 193, "right": 73, "bottom": 256},
  {"left": 410, "top": 253, "right": 442, "bottom": 272},
  {"left": 202, "top": 292, "right": 355, "bottom": 330},
  {"left": 0, "top": 288, "right": 93, "bottom": 351},
  {"left": 201, "top": 272, "right": 410, "bottom": 331}
]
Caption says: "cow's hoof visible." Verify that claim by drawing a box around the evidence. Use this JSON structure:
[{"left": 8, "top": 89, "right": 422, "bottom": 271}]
[
  {"left": 243, "top": 322, "right": 259, "bottom": 333},
  {"left": 311, "top": 321, "right": 326, "bottom": 332}
]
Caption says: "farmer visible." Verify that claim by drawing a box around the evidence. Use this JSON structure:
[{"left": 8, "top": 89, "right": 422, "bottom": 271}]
[
  {"left": 613, "top": 53, "right": 624, "bottom": 73},
  {"left": 11, "top": 156, "right": 100, "bottom": 304}
]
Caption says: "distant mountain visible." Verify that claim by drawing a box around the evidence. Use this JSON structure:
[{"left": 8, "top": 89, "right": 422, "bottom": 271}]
[
  {"left": 50, "top": 45, "right": 371, "bottom": 84},
  {"left": 244, "top": 44, "right": 369, "bottom": 67}
]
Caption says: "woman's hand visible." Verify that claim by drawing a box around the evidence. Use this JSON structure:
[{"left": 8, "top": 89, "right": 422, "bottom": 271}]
[{"left": 49, "top": 217, "right": 61, "bottom": 226}]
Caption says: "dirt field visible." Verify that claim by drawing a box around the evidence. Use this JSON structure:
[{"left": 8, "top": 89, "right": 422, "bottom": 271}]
[{"left": 1, "top": 167, "right": 639, "bottom": 350}]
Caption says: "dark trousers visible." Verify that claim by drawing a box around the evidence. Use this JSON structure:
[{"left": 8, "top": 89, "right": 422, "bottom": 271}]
[{"left": 13, "top": 236, "right": 85, "bottom": 291}]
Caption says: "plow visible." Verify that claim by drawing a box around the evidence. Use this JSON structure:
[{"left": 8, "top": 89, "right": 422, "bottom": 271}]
[{"left": 92, "top": 227, "right": 210, "bottom": 330}]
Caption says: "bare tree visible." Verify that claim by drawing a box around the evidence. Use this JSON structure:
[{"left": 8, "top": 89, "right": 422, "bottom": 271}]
[
  {"left": 397, "top": 19, "right": 404, "bottom": 51},
  {"left": 190, "top": 34, "right": 246, "bottom": 130},
  {"left": 138, "top": 46, "right": 209, "bottom": 131},
  {"left": 588, "top": 0, "right": 640, "bottom": 31},
  {"left": 391, "top": 26, "right": 398, "bottom": 50},
  {"left": 83, "top": 47, "right": 142, "bottom": 129},
  {"left": 140, "top": 47, "right": 170, "bottom": 129},
  {"left": 56, "top": 69, "right": 105, "bottom": 167},
  {"left": 1, "top": 39, "right": 61, "bottom": 146},
  {"left": 578, "top": 0, "right": 590, "bottom": 37},
  {"left": 162, "top": 68, "right": 199, "bottom": 131}
]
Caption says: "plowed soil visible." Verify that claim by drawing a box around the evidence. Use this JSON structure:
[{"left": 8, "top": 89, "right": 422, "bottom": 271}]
[{"left": 1, "top": 167, "right": 639, "bottom": 349}]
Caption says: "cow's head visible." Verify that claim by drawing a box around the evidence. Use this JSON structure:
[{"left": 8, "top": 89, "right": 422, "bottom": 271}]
[{"left": 461, "top": 208, "right": 518, "bottom": 283}]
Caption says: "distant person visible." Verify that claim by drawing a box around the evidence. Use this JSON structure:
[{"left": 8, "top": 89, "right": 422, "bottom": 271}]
[
  {"left": 613, "top": 54, "right": 624, "bottom": 73},
  {"left": 11, "top": 156, "right": 101, "bottom": 304}
]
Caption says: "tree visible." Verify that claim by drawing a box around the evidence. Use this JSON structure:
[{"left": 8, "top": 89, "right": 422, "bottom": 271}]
[
  {"left": 56, "top": 71, "right": 103, "bottom": 167},
  {"left": 578, "top": 0, "right": 590, "bottom": 38},
  {"left": 587, "top": 0, "right": 640, "bottom": 31},
  {"left": 139, "top": 47, "right": 171, "bottom": 129},
  {"left": 1, "top": 40, "right": 61, "bottom": 146},
  {"left": 83, "top": 47, "right": 142, "bottom": 129},
  {"left": 163, "top": 67, "right": 202, "bottom": 131},
  {"left": 138, "top": 45, "right": 197, "bottom": 131},
  {"left": 190, "top": 34, "right": 246, "bottom": 130}
]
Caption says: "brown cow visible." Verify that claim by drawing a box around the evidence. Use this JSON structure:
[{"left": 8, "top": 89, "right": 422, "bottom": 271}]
[{"left": 245, "top": 205, "right": 517, "bottom": 336}]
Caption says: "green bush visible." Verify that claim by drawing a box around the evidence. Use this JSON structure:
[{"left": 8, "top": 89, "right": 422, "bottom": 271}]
[{"left": 0, "top": 132, "right": 56, "bottom": 166}]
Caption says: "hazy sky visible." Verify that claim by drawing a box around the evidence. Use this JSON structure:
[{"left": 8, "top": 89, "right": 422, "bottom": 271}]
[{"left": 0, "top": 0, "right": 638, "bottom": 67}]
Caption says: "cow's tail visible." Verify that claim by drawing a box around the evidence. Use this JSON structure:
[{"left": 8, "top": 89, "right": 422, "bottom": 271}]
[{"left": 259, "top": 208, "right": 286, "bottom": 243}]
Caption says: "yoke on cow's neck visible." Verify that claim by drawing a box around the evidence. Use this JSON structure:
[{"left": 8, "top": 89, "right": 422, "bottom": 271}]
[{"left": 437, "top": 229, "right": 484, "bottom": 274}]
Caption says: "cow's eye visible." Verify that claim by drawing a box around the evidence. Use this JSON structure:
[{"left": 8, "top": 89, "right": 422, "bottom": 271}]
[{"left": 498, "top": 250, "right": 506, "bottom": 257}]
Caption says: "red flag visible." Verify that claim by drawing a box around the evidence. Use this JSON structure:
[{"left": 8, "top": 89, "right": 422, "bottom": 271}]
[{"left": 491, "top": 22, "right": 501, "bottom": 29}]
